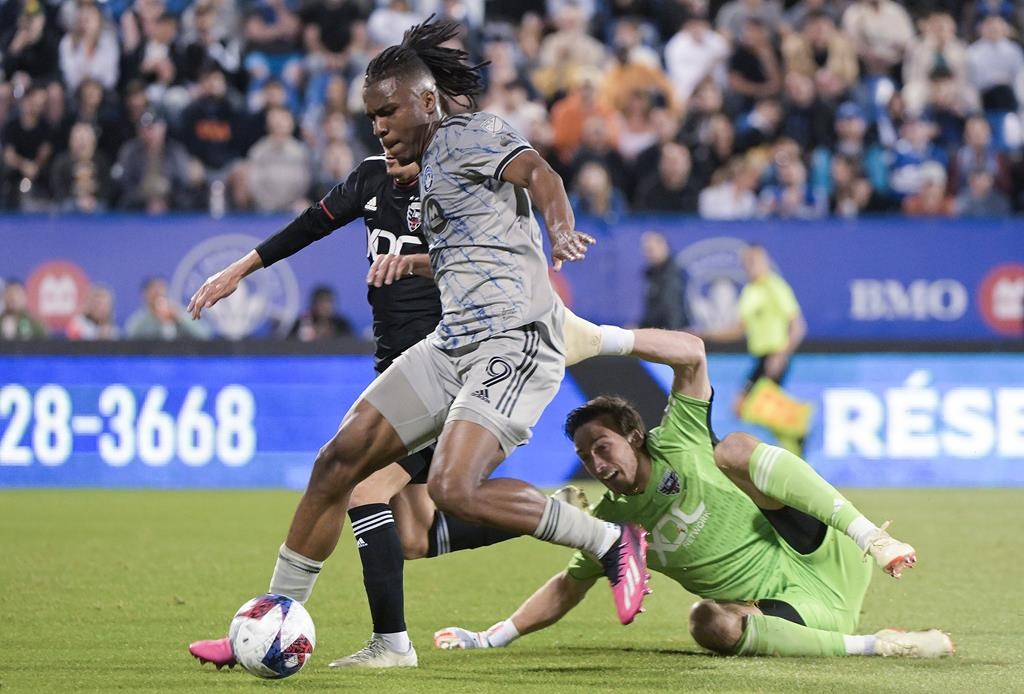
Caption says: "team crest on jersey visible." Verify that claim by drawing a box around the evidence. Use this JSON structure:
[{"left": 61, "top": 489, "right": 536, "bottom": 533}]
[
  {"left": 657, "top": 469, "right": 681, "bottom": 496},
  {"left": 422, "top": 165, "right": 433, "bottom": 191},
  {"left": 406, "top": 200, "right": 422, "bottom": 233}
]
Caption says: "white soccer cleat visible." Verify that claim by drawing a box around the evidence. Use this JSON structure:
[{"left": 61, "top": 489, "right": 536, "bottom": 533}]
[
  {"left": 874, "top": 629, "right": 955, "bottom": 658},
  {"left": 433, "top": 627, "right": 488, "bottom": 650},
  {"left": 864, "top": 521, "right": 917, "bottom": 578},
  {"left": 328, "top": 636, "right": 418, "bottom": 668},
  {"left": 551, "top": 484, "right": 590, "bottom": 513}
]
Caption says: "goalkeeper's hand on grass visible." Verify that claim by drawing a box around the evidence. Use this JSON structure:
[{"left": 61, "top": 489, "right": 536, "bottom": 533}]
[{"left": 434, "top": 621, "right": 518, "bottom": 650}]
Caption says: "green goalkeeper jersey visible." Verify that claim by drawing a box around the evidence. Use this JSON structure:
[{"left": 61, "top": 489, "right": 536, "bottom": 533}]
[{"left": 567, "top": 392, "right": 785, "bottom": 601}]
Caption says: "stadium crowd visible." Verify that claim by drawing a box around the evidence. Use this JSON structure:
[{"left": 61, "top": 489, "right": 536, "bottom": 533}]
[{"left": 1, "top": 0, "right": 1022, "bottom": 221}]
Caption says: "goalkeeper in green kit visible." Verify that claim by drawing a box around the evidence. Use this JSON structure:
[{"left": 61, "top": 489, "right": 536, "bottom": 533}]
[{"left": 433, "top": 327, "right": 954, "bottom": 658}]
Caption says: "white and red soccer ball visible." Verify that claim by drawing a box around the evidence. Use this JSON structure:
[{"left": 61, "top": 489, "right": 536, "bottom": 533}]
[{"left": 229, "top": 594, "right": 316, "bottom": 679}]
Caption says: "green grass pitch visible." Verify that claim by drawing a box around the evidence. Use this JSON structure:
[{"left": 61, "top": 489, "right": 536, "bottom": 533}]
[{"left": 1, "top": 487, "right": 1021, "bottom": 693}]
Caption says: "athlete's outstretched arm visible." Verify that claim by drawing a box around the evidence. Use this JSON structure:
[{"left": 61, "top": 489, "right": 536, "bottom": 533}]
[
  {"left": 629, "top": 328, "right": 711, "bottom": 400},
  {"left": 434, "top": 571, "right": 597, "bottom": 650},
  {"left": 499, "top": 150, "right": 595, "bottom": 271}
]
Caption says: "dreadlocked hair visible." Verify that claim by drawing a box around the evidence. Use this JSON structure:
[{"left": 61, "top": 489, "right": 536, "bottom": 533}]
[{"left": 365, "top": 17, "right": 488, "bottom": 111}]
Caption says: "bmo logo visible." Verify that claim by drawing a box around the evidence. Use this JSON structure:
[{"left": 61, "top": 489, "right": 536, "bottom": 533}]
[
  {"left": 978, "top": 263, "right": 1024, "bottom": 336},
  {"left": 849, "top": 279, "right": 968, "bottom": 321}
]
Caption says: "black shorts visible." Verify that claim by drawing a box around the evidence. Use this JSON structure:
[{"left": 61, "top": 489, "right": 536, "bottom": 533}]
[
  {"left": 743, "top": 354, "right": 791, "bottom": 394},
  {"left": 396, "top": 446, "right": 432, "bottom": 484}
]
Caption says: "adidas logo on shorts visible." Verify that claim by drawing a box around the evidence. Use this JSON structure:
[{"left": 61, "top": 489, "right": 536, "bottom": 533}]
[
  {"left": 356, "top": 538, "right": 368, "bottom": 549},
  {"left": 470, "top": 388, "right": 490, "bottom": 403}
]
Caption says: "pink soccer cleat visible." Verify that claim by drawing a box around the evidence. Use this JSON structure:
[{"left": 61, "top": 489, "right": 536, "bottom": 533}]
[
  {"left": 189, "top": 637, "right": 237, "bottom": 669},
  {"left": 600, "top": 523, "right": 651, "bottom": 625}
]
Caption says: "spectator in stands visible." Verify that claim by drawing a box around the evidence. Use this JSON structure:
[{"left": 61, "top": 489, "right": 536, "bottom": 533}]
[
  {"left": 567, "top": 114, "right": 629, "bottom": 198},
  {"left": 569, "top": 161, "right": 627, "bottom": 221},
  {"left": 311, "top": 139, "right": 354, "bottom": 200},
  {"left": 781, "top": 9, "right": 858, "bottom": 103},
  {"left": 829, "top": 154, "right": 878, "bottom": 218},
  {"left": 612, "top": 90, "right": 661, "bottom": 164},
  {"left": 241, "top": 0, "right": 303, "bottom": 110},
  {"left": 921, "top": 66, "right": 971, "bottom": 153},
  {"left": 50, "top": 121, "right": 112, "bottom": 213},
  {"left": 783, "top": 0, "right": 841, "bottom": 31},
  {"left": 116, "top": 108, "right": 201, "bottom": 213},
  {"left": 967, "top": 15, "right": 1023, "bottom": 115},
  {"left": 72, "top": 78, "right": 126, "bottom": 163},
  {"left": 0, "top": 279, "right": 47, "bottom": 340},
  {"left": 289, "top": 285, "right": 353, "bottom": 342},
  {"left": 238, "top": 106, "right": 311, "bottom": 213},
  {"left": 123, "top": 10, "right": 189, "bottom": 117},
  {"left": 664, "top": 14, "right": 729, "bottom": 103},
  {"left": 816, "top": 102, "right": 889, "bottom": 199},
  {"left": 367, "top": 0, "right": 423, "bottom": 49},
  {"left": 903, "top": 10, "right": 974, "bottom": 117},
  {"left": 1, "top": 0, "right": 61, "bottom": 81},
  {"left": 957, "top": 168, "right": 1012, "bottom": 217},
  {"left": 841, "top": 0, "right": 915, "bottom": 79},
  {"left": 727, "top": 18, "right": 782, "bottom": 114},
  {"left": 716, "top": 0, "right": 783, "bottom": 43},
  {"left": 889, "top": 114, "right": 948, "bottom": 199},
  {"left": 759, "top": 151, "right": 827, "bottom": 219},
  {"left": 126, "top": 277, "right": 210, "bottom": 340},
  {"left": 633, "top": 107, "right": 684, "bottom": 182},
  {"left": 180, "top": 63, "right": 244, "bottom": 178},
  {"left": 66, "top": 285, "right": 120, "bottom": 340},
  {"left": 534, "top": 4, "right": 608, "bottom": 99},
  {"left": 952, "top": 115, "right": 1012, "bottom": 194},
  {"left": 699, "top": 157, "right": 760, "bottom": 220},
  {"left": 735, "top": 97, "right": 784, "bottom": 152},
  {"left": 58, "top": 2, "right": 119, "bottom": 91},
  {"left": 639, "top": 230, "right": 688, "bottom": 330},
  {"left": 634, "top": 142, "right": 700, "bottom": 213},
  {"left": 43, "top": 80, "right": 72, "bottom": 157},
  {"left": 483, "top": 78, "right": 548, "bottom": 145},
  {"left": 0, "top": 82, "right": 13, "bottom": 133},
  {"left": 180, "top": 0, "right": 244, "bottom": 89},
  {"left": 902, "top": 161, "right": 955, "bottom": 216},
  {"left": 550, "top": 68, "right": 618, "bottom": 167},
  {"left": 780, "top": 71, "right": 833, "bottom": 152},
  {"left": 599, "top": 18, "right": 678, "bottom": 116},
  {"left": 690, "top": 112, "right": 737, "bottom": 189},
  {"left": 2, "top": 82, "right": 53, "bottom": 210}
]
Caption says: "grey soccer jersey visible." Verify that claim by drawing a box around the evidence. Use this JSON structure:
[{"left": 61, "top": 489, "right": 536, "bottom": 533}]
[{"left": 420, "top": 112, "right": 561, "bottom": 350}]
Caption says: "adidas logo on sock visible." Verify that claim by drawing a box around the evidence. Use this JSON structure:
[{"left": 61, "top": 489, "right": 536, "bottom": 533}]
[
  {"left": 470, "top": 388, "right": 490, "bottom": 403},
  {"left": 356, "top": 537, "right": 368, "bottom": 548}
]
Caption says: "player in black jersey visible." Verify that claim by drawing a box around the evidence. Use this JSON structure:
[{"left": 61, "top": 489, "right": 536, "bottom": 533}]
[{"left": 186, "top": 152, "right": 525, "bottom": 668}]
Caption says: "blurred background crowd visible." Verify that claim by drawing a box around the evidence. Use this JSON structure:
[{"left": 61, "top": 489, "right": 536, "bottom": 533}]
[{"left": 0, "top": 0, "right": 1022, "bottom": 221}]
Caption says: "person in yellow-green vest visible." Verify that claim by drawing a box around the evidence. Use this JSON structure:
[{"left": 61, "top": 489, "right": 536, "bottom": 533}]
[{"left": 701, "top": 244, "right": 809, "bottom": 454}]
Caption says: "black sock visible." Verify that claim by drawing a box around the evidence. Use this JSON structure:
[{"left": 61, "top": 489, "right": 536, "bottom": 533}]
[
  {"left": 348, "top": 503, "right": 406, "bottom": 634},
  {"left": 426, "top": 510, "right": 522, "bottom": 557}
]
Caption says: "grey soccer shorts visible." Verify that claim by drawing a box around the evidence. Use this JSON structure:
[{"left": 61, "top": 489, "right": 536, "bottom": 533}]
[{"left": 362, "top": 323, "right": 565, "bottom": 456}]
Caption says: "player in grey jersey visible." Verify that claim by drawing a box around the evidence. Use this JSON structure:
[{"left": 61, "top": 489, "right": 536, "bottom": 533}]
[{"left": 186, "top": 19, "right": 650, "bottom": 662}]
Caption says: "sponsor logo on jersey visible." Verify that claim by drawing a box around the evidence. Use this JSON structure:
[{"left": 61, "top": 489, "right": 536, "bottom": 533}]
[
  {"left": 406, "top": 199, "right": 422, "bottom": 233},
  {"left": 648, "top": 500, "right": 710, "bottom": 564},
  {"left": 422, "top": 165, "right": 433, "bottom": 192},
  {"left": 657, "top": 469, "right": 681, "bottom": 496},
  {"left": 364, "top": 196, "right": 377, "bottom": 212},
  {"left": 171, "top": 234, "right": 300, "bottom": 339}
]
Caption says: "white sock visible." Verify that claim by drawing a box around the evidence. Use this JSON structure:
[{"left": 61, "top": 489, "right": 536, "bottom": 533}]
[
  {"left": 375, "top": 631, "right": 411, "bottom": 653},
  {"left": 843, "top": 634, "right": 877, "bottom": 655},
  {"left": 846, "top": 516, "right": 880, "bottom": 552},
  {"left": 533, "top": 498, "right": 620, "bottom": 558},
  {"left": 268, "top": 543, "right": 324, "bottom": 603},
  {"left": 485, "top": 619, "right": 520, "bottom": 648}
]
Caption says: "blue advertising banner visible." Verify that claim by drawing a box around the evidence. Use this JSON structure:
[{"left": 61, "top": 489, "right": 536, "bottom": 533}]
[
  {"left": 2, "top": 352, "right": 1021, "bottom": 488},
  {"left": 0, "top": 355, "right": 587, "bottom": 488},
  {"left": 0, "top": 215, "right": 1020, "bottom": 341}
]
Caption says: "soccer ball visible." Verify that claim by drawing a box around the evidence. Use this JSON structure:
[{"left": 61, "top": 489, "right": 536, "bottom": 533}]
[{"left": 228, "top": 594, "right": 316, "bottom": 679}]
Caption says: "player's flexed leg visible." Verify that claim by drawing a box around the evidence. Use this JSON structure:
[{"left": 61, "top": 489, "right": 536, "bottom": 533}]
[{"left": 189, "top": 18, "right": 648, "bottom": 670}]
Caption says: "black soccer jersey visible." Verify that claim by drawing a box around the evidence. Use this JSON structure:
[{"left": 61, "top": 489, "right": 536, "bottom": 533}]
[{"left": 256, "top": 155, "right": 442, "bottom": 371}]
